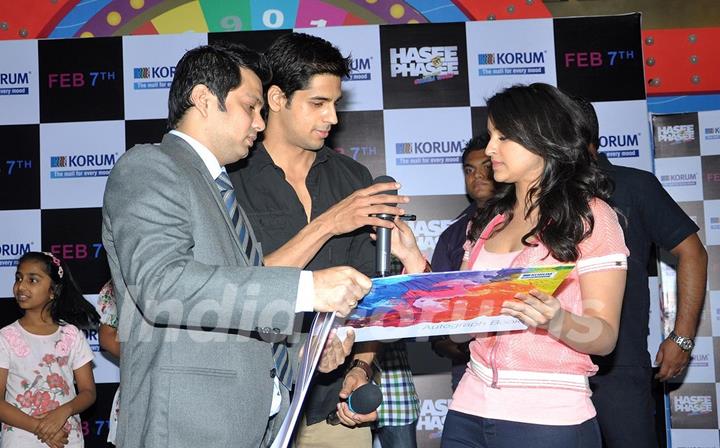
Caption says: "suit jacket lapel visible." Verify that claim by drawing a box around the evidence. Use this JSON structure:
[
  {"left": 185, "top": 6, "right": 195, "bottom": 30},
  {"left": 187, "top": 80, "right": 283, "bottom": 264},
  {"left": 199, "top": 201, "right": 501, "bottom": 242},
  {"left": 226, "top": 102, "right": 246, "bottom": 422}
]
[{"left": 162, "top": 134, "right": 250, "bottom": 264}]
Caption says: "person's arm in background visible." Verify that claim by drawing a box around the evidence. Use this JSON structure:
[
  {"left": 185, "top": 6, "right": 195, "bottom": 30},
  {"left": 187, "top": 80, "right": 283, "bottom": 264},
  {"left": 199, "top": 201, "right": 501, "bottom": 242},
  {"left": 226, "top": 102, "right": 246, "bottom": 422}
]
[
  {"left": 97, "top": 282, "right": 121, "bottom": 359},
  {"left": 99, "top": 324, "right": 121, "bottom": 359},
  {"left": 655, "top": 233, "right": 707, "bottom": 380},
  {"left": 629, "top": 169, "right": 707, "bottom": 381}
]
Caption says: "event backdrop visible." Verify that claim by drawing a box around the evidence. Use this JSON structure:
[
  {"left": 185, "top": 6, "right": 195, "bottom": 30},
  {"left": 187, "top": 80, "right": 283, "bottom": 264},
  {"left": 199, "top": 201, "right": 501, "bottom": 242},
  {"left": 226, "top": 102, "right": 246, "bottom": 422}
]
[
  {"left": 0, "top": 14, "right": 678, "bottom": 447},
  {"left": 652, "top": 109, "right": 720, "bottom": 448}
]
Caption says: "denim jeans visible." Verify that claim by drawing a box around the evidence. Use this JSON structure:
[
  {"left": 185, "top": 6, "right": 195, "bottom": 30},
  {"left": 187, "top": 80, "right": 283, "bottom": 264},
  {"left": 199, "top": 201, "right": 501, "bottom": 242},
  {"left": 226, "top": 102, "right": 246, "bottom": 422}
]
[
  {"left": 374, "top": 420, "right": 418, "bottom": 448},
  {"left": 441, "top": 410, "right": 601, "bottom": 448}
]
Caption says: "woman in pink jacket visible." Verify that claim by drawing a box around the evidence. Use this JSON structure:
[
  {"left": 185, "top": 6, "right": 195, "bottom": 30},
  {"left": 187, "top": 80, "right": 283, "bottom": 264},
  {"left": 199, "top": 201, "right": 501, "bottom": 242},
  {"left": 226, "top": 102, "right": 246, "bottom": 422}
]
[{"left": 393, "top": 83, "right": 629, "bottom": 448}]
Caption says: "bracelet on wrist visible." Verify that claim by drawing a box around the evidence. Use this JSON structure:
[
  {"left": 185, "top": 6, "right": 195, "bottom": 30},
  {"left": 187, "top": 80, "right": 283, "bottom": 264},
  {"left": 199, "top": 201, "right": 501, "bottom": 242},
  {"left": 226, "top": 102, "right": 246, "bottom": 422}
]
[{"left": 347, "top": 359, "right": 373, "bottom": 380}]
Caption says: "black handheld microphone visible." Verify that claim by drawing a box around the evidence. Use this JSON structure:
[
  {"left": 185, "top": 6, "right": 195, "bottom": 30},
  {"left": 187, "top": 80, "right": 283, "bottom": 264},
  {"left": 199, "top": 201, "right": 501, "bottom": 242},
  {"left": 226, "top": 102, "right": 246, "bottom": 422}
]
[
  {"left": 373, "top": 175, "right": 397, "bottom": 277},
  {"left": 326, "top": 382, "right": 383, "bottom": 426}
]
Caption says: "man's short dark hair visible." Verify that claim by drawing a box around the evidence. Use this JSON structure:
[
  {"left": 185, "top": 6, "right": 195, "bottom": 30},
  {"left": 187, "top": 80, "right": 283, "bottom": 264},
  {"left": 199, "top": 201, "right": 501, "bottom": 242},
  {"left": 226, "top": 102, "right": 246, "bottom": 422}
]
[
  {"left": 167, "top": 41, "right": 271, "bottom": 128},
  {"left": 461, "top": 133, "right": 490, "bottom": 165},
  {"left": 264, "top": 32, "right": 350, "bottom": 102}
]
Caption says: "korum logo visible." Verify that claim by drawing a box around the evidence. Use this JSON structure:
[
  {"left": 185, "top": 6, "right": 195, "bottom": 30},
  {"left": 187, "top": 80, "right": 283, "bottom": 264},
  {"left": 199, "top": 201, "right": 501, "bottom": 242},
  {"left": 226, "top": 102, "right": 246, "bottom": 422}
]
[
  {"left": 346, "top": 58, "right": 372, "bottom": 81},
  {"left": 0, "top": 243, "right": 32, "bottom": 267},
  {"left": 477, "top": 51, "right": 546, "bottom": 76},
  {"left": 49, "top": 153, "right": 118, "bottom": 179},
  {"left": 133, "top": 66, "right": 176, "bottom": 89},
  {"left": 0, "top": 71, "right": 30, "bottom": 95}
]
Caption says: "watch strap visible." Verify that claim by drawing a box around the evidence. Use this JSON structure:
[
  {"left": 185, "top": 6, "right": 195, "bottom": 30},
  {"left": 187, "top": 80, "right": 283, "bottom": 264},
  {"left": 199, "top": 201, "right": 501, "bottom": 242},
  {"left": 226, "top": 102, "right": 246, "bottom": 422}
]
[
  {"left": 669, "top": 331, "right": 694, "bottom": 352},
  {"left": 347, "top": 359, "right": 373, "bottom": 380}
]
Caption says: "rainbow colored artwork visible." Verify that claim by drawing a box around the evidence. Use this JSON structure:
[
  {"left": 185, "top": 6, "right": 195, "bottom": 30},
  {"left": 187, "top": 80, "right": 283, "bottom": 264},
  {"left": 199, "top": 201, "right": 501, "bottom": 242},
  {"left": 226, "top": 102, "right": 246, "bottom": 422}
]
[{"left": 344, "top": 264, "right": 574, "bottom": 342}]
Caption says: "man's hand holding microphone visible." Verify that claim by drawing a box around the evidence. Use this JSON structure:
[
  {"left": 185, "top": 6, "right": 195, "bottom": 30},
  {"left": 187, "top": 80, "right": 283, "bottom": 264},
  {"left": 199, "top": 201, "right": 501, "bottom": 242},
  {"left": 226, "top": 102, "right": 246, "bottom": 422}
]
[
  {"left": 306, "top": 176, "right": 410, "bottom": 317},
  {"left": 302, "top": 178, "right": 413, "bottom": 425}
]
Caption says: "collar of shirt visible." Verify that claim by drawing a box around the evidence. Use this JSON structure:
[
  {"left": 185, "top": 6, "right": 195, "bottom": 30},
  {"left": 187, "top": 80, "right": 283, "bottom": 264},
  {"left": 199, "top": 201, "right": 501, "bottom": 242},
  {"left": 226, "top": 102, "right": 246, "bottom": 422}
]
[
  {"left": 169, "top": 129, "right": 224, "bottom": 180},
  {"left": 249, "top": 142, "right": 330, "bottom": 172}
]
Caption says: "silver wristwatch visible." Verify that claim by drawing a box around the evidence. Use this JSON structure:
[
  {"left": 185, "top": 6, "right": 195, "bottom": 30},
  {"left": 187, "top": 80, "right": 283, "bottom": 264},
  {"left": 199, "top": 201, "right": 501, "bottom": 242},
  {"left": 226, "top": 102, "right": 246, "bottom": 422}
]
[{"left": 668, "top": 331, "right": 695, "bottom": 352}]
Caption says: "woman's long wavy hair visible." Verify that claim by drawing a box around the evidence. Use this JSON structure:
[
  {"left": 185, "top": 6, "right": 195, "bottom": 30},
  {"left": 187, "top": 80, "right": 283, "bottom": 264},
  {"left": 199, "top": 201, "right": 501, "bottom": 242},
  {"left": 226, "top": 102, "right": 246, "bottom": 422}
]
[{"left": 468, "top": 83, "right": 612, "bottom": 262}]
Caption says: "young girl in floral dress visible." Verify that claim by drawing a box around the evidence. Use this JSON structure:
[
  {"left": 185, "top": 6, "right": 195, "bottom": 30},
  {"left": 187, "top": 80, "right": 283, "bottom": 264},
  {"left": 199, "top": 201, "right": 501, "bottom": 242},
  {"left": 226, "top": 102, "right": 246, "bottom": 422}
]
[{"left": 0, "top": 252, "right": 100, "bottom": 447}]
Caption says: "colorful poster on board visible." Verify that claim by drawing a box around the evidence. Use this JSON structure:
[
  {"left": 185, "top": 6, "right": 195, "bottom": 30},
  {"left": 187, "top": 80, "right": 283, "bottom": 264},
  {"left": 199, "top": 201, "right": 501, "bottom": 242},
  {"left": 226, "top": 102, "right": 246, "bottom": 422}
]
[{"left": 343, "top": 264, "right": 574, "bottom": 342}]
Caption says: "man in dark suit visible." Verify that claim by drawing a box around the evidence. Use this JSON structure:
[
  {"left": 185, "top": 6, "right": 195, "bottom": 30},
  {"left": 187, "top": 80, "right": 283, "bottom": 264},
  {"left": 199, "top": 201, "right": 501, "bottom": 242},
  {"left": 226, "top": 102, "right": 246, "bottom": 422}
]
[{"left": 102, "top": 42, "right": 371, "bottom": 448}]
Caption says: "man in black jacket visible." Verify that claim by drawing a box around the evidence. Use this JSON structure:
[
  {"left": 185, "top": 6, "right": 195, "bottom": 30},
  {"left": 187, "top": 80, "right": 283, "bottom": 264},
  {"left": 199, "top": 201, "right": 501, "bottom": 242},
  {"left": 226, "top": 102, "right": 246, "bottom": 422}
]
[
  {"left": 578, "top": 98, "right": 707, "bottom": 448},
  {"left": 229, "top": 32, "right": 411, "bottom": 447}
]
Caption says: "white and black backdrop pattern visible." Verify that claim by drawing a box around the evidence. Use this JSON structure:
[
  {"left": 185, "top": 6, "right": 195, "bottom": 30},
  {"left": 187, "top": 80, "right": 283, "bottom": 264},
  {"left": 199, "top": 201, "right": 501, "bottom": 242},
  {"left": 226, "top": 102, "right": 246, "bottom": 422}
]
[{"left": 0, "top": 14, "right": 678, "bottom": 447}]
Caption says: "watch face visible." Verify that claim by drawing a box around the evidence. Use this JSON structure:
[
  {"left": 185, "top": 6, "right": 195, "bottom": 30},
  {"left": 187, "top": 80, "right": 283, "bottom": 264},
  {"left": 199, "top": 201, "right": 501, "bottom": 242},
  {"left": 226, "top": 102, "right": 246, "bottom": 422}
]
[{"left": 681, "top": 340, "right": 694, "bottom": 351}]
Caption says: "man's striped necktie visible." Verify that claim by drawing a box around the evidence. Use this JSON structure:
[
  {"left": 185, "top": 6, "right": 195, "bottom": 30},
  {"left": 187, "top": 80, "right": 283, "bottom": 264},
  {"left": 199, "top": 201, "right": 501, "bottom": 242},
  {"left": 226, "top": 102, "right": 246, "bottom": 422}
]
[{"left": 215, "top": 171, "right": 293, "bottom": 390}]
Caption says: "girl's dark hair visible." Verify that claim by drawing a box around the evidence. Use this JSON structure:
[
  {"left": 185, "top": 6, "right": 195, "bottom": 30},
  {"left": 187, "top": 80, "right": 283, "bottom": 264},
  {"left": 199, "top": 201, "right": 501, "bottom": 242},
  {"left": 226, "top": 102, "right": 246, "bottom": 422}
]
[
  {"left": 18, "top": 252, "right": 100, "bottom": 329},
  {"left": 468, "top": 83, "right": 612, "bottom": 262}
]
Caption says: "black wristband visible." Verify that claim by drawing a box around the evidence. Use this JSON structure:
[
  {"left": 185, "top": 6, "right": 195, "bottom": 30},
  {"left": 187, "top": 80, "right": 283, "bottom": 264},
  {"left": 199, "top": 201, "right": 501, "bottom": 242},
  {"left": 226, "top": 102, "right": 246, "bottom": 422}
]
[{"left": 347, "top": 359, "right": 373, "bottom": 380}]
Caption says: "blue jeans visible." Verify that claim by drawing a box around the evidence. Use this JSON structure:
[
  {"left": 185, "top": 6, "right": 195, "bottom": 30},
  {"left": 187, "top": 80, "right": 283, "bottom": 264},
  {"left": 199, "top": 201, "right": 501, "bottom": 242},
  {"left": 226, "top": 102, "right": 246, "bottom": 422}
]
[
  {"left": 375, "top": 420, "right": 418, "bottom": 448},
  {"left": 441, "top": 410, "right": 601, "bottom": 448}
]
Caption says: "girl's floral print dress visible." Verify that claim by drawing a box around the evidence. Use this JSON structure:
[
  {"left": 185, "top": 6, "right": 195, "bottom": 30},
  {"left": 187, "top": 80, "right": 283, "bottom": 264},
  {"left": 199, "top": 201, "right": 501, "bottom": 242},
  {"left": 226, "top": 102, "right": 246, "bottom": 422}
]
[{"left": 0, "top": 321, "right": 93, "bottom": 447}]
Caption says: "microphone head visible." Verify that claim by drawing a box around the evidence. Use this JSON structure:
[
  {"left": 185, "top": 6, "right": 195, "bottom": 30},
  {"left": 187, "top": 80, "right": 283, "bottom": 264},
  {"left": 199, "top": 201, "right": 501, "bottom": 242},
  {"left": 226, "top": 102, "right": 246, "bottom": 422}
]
[
  {"left": 373, "top": 175, "right": 396, "bottom": 184},
  {"left": 347, "top": 383, "right": 383, "bottom": 414},
  {"left": 373, "top": 175, "right": 397, "bottom": 207}
]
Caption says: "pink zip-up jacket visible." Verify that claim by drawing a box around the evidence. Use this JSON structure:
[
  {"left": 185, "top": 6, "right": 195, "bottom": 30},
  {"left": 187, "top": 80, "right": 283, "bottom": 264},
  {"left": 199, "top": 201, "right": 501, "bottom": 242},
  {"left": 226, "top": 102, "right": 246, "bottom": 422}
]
[{"left": 465, "top": 198, "right": 629, "bottom": 392}]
